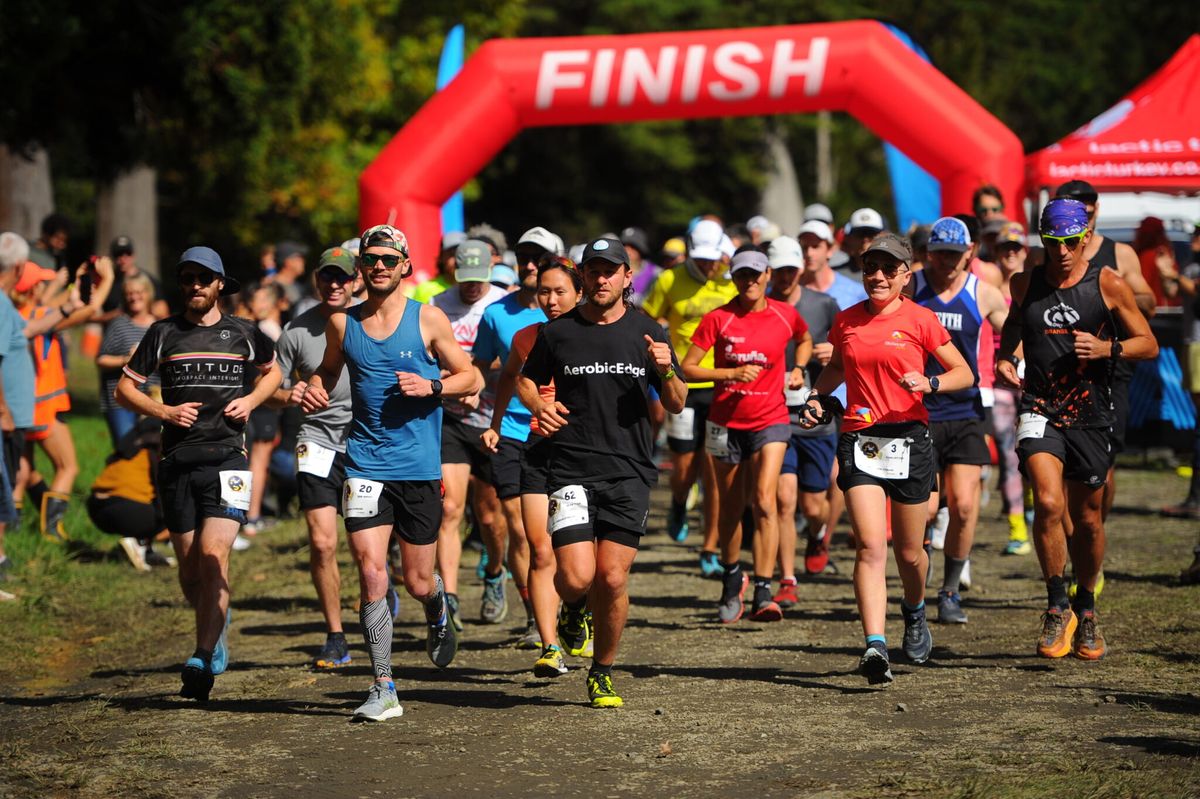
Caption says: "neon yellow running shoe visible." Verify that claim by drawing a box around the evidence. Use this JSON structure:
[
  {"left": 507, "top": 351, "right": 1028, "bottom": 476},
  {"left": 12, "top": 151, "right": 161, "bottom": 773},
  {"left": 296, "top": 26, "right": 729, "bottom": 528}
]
[
  {"left": 587, "top": 671, "right": 623, "bottom": 708},
  {"left": 1068, "top": 570, "right": 1105, "bottom": 599},
  {"left": 534, "top": 645, "right": 568, "bottom": 678}
]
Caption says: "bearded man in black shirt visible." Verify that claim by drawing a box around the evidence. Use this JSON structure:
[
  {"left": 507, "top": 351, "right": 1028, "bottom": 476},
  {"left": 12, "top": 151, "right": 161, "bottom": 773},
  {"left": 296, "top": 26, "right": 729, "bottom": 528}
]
[
  {"left": 117, "top": 247, "right": 281, "bottom": 702},
  {"left": 519, "top": 237, "right": 686, "bottom": 708}
]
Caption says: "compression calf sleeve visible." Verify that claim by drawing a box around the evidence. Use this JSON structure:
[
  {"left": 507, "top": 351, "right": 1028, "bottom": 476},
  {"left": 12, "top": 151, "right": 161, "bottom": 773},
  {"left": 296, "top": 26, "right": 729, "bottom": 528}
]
[{"left": 360, "top": 598, "right": 393, "bottom": 681}]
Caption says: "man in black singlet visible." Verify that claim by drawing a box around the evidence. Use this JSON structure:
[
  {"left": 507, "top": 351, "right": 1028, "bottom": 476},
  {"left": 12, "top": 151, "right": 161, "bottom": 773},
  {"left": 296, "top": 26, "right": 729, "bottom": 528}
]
[
  {"left": 117, "top": 247, "right": 282, "bottom": 702},
  {"left": 997, "top": 199, "right": 1157, "bottom": 663}
]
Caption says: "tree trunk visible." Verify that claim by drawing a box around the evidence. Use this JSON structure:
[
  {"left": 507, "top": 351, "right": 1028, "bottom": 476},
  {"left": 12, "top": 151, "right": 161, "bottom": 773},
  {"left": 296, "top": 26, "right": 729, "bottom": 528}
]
[
  {"left": 95, "top": 164, "right": 159, "bottom": 278},
  {"left": 816, "top": 111, "right": 834, "bottom": 201},
  {"left": 0, "top": 143, "right": 55, "bottom": 241}
]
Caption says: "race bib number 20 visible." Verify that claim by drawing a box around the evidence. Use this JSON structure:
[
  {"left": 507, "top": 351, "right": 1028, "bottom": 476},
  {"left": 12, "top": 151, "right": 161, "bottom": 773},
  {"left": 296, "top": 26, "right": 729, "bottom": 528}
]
[{"left": 343, "top": 478, "right": 383, "bottom": 518}]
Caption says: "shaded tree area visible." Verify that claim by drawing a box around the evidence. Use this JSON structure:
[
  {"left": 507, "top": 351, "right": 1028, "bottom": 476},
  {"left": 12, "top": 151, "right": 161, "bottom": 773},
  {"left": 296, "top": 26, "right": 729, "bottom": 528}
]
[{"left": 1, "top": 0, "right": 1196, "bottom": 274}]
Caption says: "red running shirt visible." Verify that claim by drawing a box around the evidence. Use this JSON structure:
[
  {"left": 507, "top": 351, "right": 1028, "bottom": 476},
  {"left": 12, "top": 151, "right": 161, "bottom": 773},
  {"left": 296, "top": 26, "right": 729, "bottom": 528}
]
[
  {"left": 690, "top": 298, "right": 808, "bottom": 430},
  {"left": 828, "top": 297, "right": 951, "bottom": 432},
  {"left": 511, "top": 322, "right": 555, "bottom": 436}
]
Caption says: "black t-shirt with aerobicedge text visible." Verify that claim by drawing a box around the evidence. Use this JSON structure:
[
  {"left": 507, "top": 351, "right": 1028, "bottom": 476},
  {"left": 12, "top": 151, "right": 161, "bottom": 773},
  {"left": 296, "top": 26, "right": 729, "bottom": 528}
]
[
  {"left": 124, "top": 314, "right": 276, "bottom": 456},
  {"left": 522, "top": 306, "right": 680, "bottom": 486}
]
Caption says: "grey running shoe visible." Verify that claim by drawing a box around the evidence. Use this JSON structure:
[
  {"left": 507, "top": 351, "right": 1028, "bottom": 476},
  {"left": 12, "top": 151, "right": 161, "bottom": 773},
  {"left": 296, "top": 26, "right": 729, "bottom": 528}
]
[
  {"left": 426, "top": 576, "right": 458, "bottom": 669},
  {"left": 718, "top": 570, "right": 749, "bottom": 624},
  {"left": 859, "top": 643, "right": 894, "bottom": 685},
  {"left": 480, "top": 572, "right": 508, "bottom": 623},
  {"left": 937, "top": 589, "right": 968, "bottom": 624},
  {"left": 515, "top": 618, "right": 541, "bottom": 650},
  {"left": 353, "top": 681, "right": 403, "bottom": 722},
  {"left": 446, "top": 592, "right": 463, "bottom": 633},
  {"left": 902, "top": 604, "right": 934, "bottom": 664}
]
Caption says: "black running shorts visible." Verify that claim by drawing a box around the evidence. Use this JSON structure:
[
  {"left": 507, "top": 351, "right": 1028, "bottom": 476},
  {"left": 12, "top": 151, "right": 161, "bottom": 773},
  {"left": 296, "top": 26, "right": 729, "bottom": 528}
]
[
  {"left": 548, "top": 476, "right": 650, "bottom": 550},
  {"left": 520, "top": 436, "right": 552, "bottom": 496},
  {"left": 343, "top": 479, "right": 443, "bottom": 545},
  {"left": 930, "top": 418, "right": 992, "bottom": 468},
  {"left": 836, "top": 422, "right": 937, "bottom": 506},
  {"left": 489, "top": 435, "right": 524, "bottom": 500},
  {"left": 441, "top": 416, "right": 493, "bottom": 481},
  {"left": 297, "top": 450, "right": 347, "bottom": 512},
  {"left": 1018, "top": 424, "right": 1111, "bottom": 489},
  {"left": 158, "top": 451, "right": 249, "bottom": 534}
]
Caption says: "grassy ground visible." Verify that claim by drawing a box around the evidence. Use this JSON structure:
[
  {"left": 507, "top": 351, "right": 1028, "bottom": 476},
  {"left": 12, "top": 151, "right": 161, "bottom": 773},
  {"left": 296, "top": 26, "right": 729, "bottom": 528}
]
[{"left": 2, "top": 377, "right": 1199, "bottom": 797}]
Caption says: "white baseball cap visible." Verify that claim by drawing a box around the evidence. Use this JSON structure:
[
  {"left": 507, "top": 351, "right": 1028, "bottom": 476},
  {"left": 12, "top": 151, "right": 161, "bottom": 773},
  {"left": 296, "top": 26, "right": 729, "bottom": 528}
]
[
  {"left": 517, "top": 226, "right": 565, "bottom": 256},
  {"left": 746, "top": 215, "right": 772, "bottom": 233},
  {"left": 803, "top": 203, "right": 834, "bottom": 224},
  {"left": 797, "top": 220, "right": 835, "bottom": 244},
  {"left": 847, "top": 208, "right": 885, "bottom": 234},
  {"left": 719, "top": 234, "right": 736, "bottom": 259},
  {"left": 689, "top": 219, "right": 725, "bottom": 261},
  {"left": 768, "top": 235, "right": 803, "bottom": 269}
]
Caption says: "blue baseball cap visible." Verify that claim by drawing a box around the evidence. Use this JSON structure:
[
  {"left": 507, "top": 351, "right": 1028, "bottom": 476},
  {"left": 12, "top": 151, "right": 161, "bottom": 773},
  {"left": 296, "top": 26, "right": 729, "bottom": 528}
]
[
  {"left": 178, "top": 246, "right": 240, "bottom": 295},
  {"left": 1040, "top": 198, "right": 1090, "bottom": 238},
  {"left": 928, "top": 217, "right": 972, "bottom": 253}
]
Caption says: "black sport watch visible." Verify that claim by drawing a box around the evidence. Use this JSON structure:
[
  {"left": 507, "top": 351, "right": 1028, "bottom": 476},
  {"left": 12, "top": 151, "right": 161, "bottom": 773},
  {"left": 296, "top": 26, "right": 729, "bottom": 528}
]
[
  {"left": 429, "top": 379, "right": 443, "bottom": 397},
  {"left": 928, "top": 376, "right": 940, "bottom": 394}
]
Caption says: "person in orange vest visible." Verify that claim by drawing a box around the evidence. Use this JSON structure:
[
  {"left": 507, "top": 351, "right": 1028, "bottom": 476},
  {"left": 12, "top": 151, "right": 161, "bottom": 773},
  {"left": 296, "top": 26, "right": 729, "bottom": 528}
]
[{"left": 87, "top": 418, "right": 174, "bottom": 570}]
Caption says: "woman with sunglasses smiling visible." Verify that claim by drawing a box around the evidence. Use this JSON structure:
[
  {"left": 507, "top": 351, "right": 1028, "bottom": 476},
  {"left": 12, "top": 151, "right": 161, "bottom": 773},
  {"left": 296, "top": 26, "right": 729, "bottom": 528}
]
[
  {"left": 682, "top": 249, "right": 812, "bottom": 623},
  {"left": 800, "top": 232, "right": 972, "bottom": 685}
]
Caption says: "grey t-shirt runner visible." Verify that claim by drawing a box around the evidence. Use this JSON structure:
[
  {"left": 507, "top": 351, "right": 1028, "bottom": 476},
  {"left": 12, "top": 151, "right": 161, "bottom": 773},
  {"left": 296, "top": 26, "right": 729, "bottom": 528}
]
[
  {"left": 785, "top": 285, "right": 841, "bottom": 438},
  {"left": 276, "top": 306, "right": 352, "bottom": 452}
]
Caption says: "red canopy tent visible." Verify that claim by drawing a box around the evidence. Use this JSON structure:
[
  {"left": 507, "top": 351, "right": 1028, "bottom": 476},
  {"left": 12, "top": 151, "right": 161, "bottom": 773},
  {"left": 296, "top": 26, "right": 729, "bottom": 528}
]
[{"left": 1026, "top": 35, "right": 1200, "bottom": 193}]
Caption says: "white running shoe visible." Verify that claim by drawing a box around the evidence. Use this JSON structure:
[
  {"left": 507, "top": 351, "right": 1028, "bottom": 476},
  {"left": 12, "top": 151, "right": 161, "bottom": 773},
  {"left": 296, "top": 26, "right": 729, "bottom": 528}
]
[{"left": 930, "top": 506, "right": 949, "bottom": 550}]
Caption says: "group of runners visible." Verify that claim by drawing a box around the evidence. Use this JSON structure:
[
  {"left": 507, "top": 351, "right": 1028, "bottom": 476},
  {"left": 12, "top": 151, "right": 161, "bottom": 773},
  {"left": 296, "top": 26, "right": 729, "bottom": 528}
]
[{"left": 109, "top": 179, "right": 1158, "bottom": 715}]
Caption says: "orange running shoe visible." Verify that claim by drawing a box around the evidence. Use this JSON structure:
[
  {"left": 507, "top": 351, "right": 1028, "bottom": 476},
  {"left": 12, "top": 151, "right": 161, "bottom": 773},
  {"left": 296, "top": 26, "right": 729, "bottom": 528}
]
[
  {"left": 1036, "top": 607, "right": 1077, "bottom": 658},
  {"left": 1072, "top": 609, "right": 1107, "bottom": 660},
  {"left": 773, "top": 578, "right": 799, "bottom": 609}
]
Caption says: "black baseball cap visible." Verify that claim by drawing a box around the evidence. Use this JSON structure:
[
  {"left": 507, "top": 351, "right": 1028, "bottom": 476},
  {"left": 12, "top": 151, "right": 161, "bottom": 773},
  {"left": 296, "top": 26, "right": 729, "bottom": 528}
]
[
  {"left": 579, "top": 237, "right": 629, "bottom": 266},
  {"left": 1054, "top": 180, "right": 1099, "bottom": 205},
  {"left": 110, "top": 235, "right": 134, "bottom": 257}
]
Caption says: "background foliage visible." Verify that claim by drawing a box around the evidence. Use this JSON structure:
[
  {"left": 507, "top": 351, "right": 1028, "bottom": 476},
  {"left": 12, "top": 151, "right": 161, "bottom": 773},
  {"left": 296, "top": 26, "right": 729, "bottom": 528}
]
[{"left": 1, "top": 0, "right": 1197, "bottom": 273}]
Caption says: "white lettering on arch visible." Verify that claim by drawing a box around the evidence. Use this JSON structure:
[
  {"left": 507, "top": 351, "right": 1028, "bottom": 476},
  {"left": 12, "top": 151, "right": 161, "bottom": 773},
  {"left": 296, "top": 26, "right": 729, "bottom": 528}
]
[
  {"left": 536, "top": 50, "right": 590, "bottom": 109},
  {"left": 769, "top": 37, "right": 830, "bottom": 98},
  {"left": 708, "top": 42, "right": 762, "bottom": 102},
  {"left": 617, "top": 47, "right": 679, "bottom": 106}
]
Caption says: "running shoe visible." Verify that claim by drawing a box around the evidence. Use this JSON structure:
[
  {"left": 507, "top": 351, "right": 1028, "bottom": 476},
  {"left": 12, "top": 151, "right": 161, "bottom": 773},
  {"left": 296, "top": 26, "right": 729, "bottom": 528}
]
[
  {"left": 773, "top": 577, "right": 799, "bottom": 609},
  {"left": 386, "top": 585, "right": 401, "bottom": 621},
  {"left": 446, "top": 593, "right": 463, "bottom": 633},
  {"left": 717, "top": 570, "right": 749, "bottom": 624},
  {"left": 179, "top": 657, "right": 214, "bottom": 702},
  {"left": 426, "top": 576, "right": 458, "bottom": 668},
  {"left": 515, "top": 618, "right": 542, "bottom": 650},
  {"left": 929, "top": 506, "right": 949, "bottom": 550},
  {"left": 557, "top": 603, "right": 591, "bottom": 657},
  {"left": 211, "top": 608, "right": 231, "bottom": 675},
  {"left": 353, "top": 681, "right": 403, "bottom": 722},
  {"left": 1068, "top": 571, "right": 1105, "bottom": 600},
  {"left": 533, "top": 644, "right": 568, "bottom": 677},
  {"left": 1072, "top": 610, "right": 1106, "bottom": 661},
  {"left": 699, "top": 551, "right": 723, "bottom": 579},
  {"left": 936, "top": 590, "right": 968, "bottom": 625},
  {"left": 749, "top": 598, "right": 783, "bottom": 622},
  {"left": 666, "top": 502, "right": 689, "bottom": 543},
  {"left": 1003, "top": 538, "right": 1032, "bottom": 556},
  {"left": 959, "top": 559, "right": 972, "bottom": 592},
  {"left": 1181, "top": 546, "right": 1200, "bottom": 585},
  {"left": 804, "top": 536, "right": 830, "bottom": 576},
  {"left": 858, "top": 642, "right": 893, "bottom": 686},
  {"left": 587, "top": 670, "right": 623, "bottom": 708},
  {"left": 901, "top": 604, "right": 933, "bottom": 664},
  {"left": 119, "top": 538, "right": 150, "bottom": 572},
  {"left": 313, "top": 634, "right": 352, "bottom": 669},
  {"left": 480, "top": 571, "right": 508, "bottom": 623},
  {"left": 686, "top": 481, "right": 701, "bottom": 511},
  {"left": 232, "top": 534, "right": 252, "bottom": 552},
  {"left": 580, "top": 616, "right": 594, "bottom": 659},
  {"left": 143, "top": 547, "right": 175, "bottom": 568},
  {"left": 1036, "top": 607, "right": 1077, "bottom": 659}
]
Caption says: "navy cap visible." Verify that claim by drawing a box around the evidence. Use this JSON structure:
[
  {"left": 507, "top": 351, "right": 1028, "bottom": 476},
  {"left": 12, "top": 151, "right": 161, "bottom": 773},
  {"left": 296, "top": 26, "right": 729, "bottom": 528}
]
[
  {"left": 178, "top": 246, "right": 240, "bottom": 295},
  {"left": 928, "top": 216, "right": 972, "bottom": 253},
  {"left": 580, "top": 237, "right": 629, "bottom": 267}
]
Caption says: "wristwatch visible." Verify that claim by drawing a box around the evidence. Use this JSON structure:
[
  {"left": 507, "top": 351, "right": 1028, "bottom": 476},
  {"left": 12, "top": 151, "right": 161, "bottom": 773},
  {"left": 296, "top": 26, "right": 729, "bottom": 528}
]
[
  {"left": 928, "top": 376, "right": 940, "bottom": 394},
  {"left": 1110, "top": 339, "right": 1123, "bottom": 360},
  {"left": 429, "top": 379, "right": 443, "bottom": 397}
]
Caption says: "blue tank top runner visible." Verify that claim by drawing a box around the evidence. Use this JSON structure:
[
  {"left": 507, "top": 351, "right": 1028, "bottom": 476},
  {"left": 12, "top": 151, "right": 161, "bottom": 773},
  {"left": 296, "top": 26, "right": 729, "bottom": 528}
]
[
  {"left": 914, "top": 271, "right": 983, "bottom": 422},
  {"left": 342, "top": 299, "right": 443, "bottom": 480}
]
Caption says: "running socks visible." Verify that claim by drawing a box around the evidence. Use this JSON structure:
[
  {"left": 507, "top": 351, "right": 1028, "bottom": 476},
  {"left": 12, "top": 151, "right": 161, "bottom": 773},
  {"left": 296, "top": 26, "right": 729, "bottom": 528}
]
[
  {"left": 1072, "top": 585, "right": 1096, "bottom": 614},
  {"left": 360, "top": 598, "right": 393, "bottom": 681},
  {"left": 752, "top": 576, "right": 772, "bottom": 607},
  {"left": 564, "top": 595, "right": 587, "bottom": 613},
  {"left": 865, "top": 634, "right": 886, "bottom": 647},
  {"left": 942, "top": 556, "right": 967, "bottom": 593},
  {"left": 1047, "top": 575, "right": 1070, "bottom": 612},
  {"left": 722, "top": 561, "right": 741, "bottom": 578},
  {"left": 589, "top": 661, "right": 613, "bottom": 676}
]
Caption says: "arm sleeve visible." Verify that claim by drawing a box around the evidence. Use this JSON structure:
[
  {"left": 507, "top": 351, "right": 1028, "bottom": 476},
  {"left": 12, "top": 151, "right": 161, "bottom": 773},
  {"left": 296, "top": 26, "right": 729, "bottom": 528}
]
[
  {"left": 123, "top": 322, "right": 162, "bottom": 384},
  {"left": 521, "top": 326, "right": 554, "bottom": 386},
  {"left": 690, "top": 310, "right": 717, "bottom": 352}
]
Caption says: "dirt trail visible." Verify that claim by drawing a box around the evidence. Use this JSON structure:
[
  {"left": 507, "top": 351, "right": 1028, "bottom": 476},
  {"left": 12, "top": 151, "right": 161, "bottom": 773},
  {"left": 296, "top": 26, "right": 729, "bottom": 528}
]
[{"left": 2, "top": 469, "right": 1199, "bottom": 798}]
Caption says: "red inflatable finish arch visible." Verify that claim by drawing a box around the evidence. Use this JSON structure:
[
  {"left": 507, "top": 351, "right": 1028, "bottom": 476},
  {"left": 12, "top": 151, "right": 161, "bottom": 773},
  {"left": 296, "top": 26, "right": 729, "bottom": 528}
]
[{"left": 361, "top": 20, "right": 1024, "bottom": 275}]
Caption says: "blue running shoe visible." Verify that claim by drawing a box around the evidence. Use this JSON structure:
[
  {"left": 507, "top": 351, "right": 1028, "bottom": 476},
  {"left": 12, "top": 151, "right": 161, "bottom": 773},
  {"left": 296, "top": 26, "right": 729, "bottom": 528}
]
[
  {"left": 667, "top": 503, "right": 689, "bottom": 543},
  {"left": 211, "top": 609, "right": 231, "bottom": 675},
  {"left": 180, "top": 657, "right": 213, "bottom": 701},
  {"left": 475, "top": 550, "right": 489, "bottom": 580},
  {"left": 699, "top": 551, "right": 722, "bottom": 579}
]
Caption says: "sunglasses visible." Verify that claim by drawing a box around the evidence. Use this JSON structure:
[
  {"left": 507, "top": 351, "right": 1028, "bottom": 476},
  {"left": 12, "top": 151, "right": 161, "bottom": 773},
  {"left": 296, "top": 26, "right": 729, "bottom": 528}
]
[
  {"left": 976, "top": 204, "right": 1004, "bottom": 215},
  {"left": 862, "top": 260, "right": 906, "bottom": 277},
  {"left": 360, "top": 253, "right": 403, "bottom": 268},
  {"left": 731, "top": 268, "right": 765, "bottom": 281},
  {"left": 1041, "top": 233, "right": 1086, "bottom": 249},
  {"left": 317, "top": 269, "right": 355, "bottom": 285},
  {"left": 178, "top": 270, "right": 216, "bottom": 286}
]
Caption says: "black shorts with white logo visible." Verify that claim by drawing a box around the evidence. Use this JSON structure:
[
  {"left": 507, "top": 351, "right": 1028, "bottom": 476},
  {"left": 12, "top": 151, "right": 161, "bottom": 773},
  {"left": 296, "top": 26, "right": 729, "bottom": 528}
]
[
  {"left": 930, "top": 418, "right": 992, "bottom": 468},
  {"left": 667, "top": 388, "right": 713, "bottom": 455},
  {"left": 442, "top": 416, "right": 492, "bottom": 481},
  {"left": 490, "top": 435, "right": 524, "bottom": 500},
  {"left": 343, "top": 479, "right": 443, "bottom": 545},
  {"left": 297, "top": 449, "right": 347, "bottom": 512},
  {"left": 520, "top": 435, "right": 552, "bottom": 496},
  {"left": 1018, "top": 424, "right": 1112, "bottom": 489},
  {"left": 836, "top": 422, "right": 937, "bottom": 506},
  {"left": 548, "top": 476, "right": 650, "bottom": 550},
  {"left": 158, "top": 449, "right": 249, "bottom": 534}
]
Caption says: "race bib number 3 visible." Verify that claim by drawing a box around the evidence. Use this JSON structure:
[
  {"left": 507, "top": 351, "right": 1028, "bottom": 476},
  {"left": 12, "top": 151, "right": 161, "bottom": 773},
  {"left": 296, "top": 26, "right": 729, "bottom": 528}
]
[
  {"left": 705, "top": 421, "right": 730, "bottom": 458},
  {"left": 853, "top": 435, "right": 910, "bottom": 480},
  {"left": 1017, "top": 413, "right": 1049, "bottom": 442},
  {"left": 296, "top": 440, "right": 337, "bottom": 478},
  {"left": 343, "top": 478, "right": 384, "bottom": 518},
  {"left": 548, "top": 484, "right": 589, "bottom": 534},
  {"left": 665, "top": 407, "right": 695, "bottom": 441},
  {"left": 219, "top": 470, "right": 253, "bottom": 511}
]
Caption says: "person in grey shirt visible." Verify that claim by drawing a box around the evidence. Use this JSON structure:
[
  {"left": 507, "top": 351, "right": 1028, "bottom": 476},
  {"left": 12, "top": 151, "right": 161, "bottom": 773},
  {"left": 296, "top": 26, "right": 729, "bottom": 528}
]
[{"left": 269, "top": 246, "right": 363, "bottom": 669}]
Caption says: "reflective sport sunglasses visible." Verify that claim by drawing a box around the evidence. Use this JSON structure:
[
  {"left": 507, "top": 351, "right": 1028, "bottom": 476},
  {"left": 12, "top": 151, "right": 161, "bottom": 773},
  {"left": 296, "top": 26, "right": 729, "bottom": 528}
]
[
  {"left": 317, "top": 269, "right": 355, "bottom": 285},
  {"left": 360, "top": 253, "right": 403, "bottom": 268},
  {"left": 1041, "top": 233, "right": 1086, "bottom": 249},
  {"left": 861, "top": 259, "right": 906, "bottom": 278},
  {"left": 178, "top": 269, "right": 216, "bottom": 286}
]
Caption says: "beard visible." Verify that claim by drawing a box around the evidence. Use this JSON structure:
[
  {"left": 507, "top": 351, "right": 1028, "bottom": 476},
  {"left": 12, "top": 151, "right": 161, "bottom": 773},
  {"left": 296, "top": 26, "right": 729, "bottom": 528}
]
[
  {"left": 364, "top": 271, "right": 402, "bottom": 298},
  {"left": 185, "top": 290, "right": 218, "bottom": 314}
]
